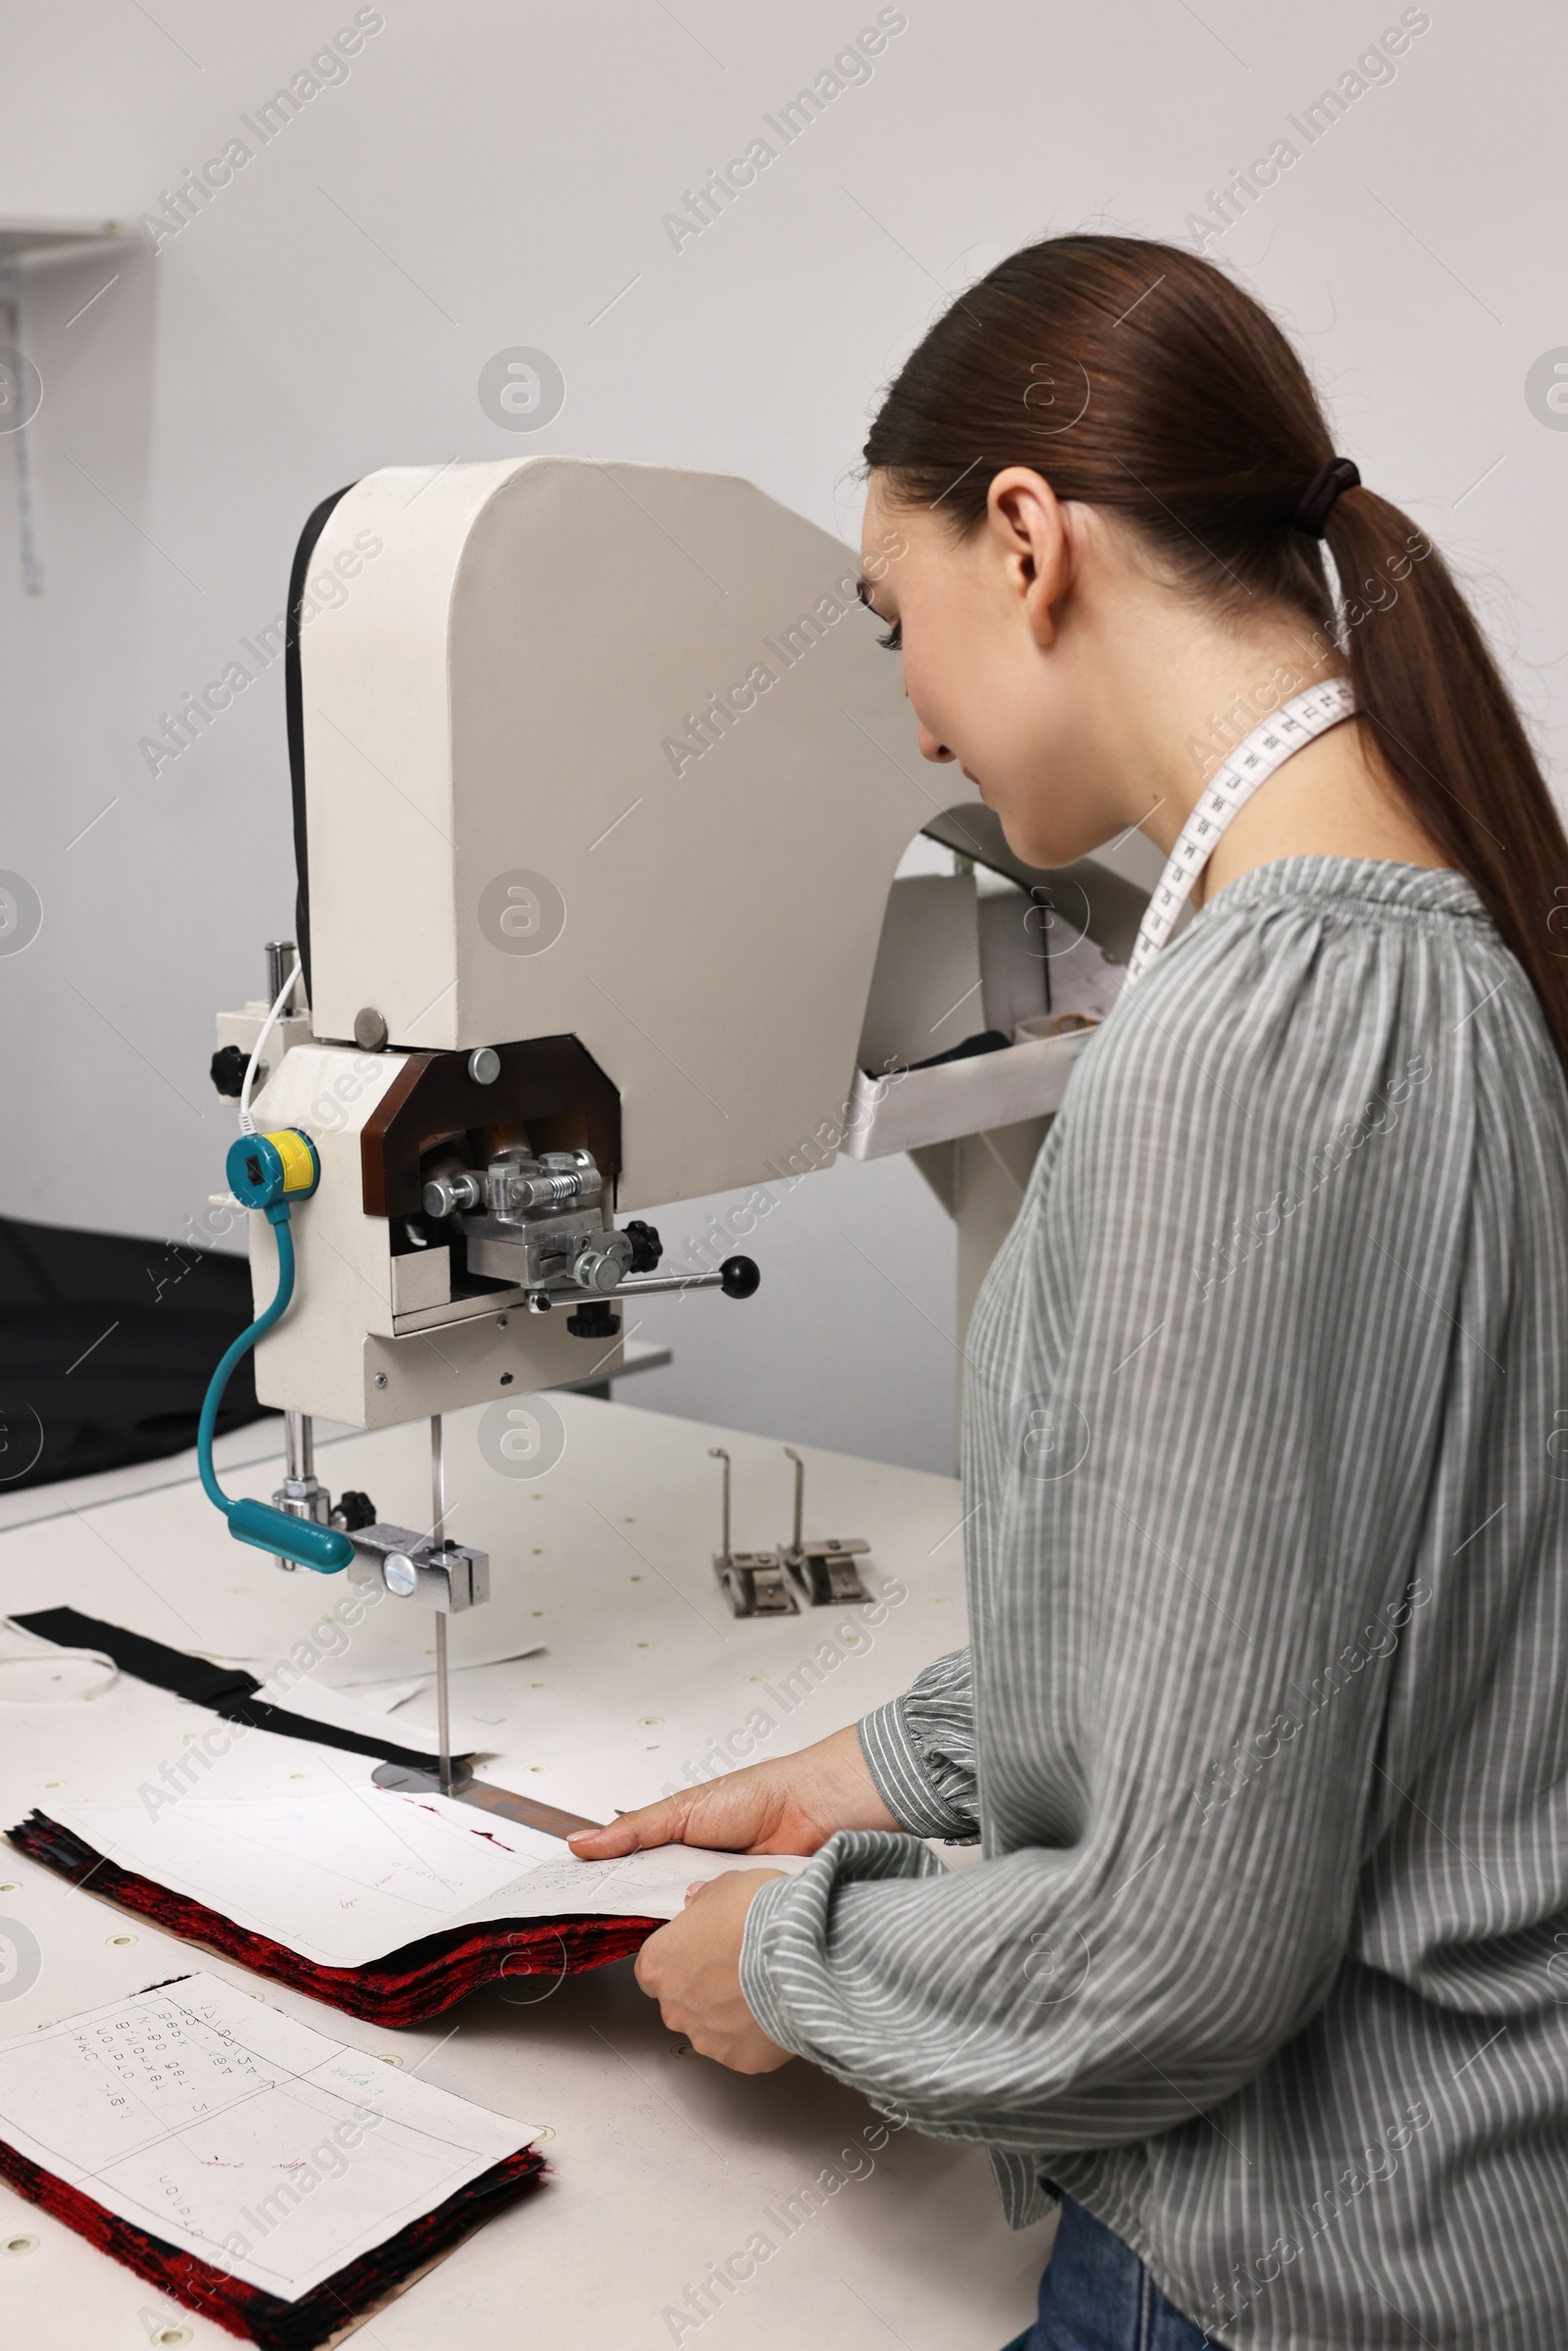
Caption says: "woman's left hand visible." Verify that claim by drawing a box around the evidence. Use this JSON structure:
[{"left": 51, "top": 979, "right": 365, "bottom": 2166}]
[{"left": 633, "top": 1871, "right": 794, "bottom": 2072}]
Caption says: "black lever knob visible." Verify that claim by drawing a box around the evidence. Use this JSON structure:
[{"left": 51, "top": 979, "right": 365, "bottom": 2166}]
[
  {"left": 719, "top": 1255, "right": 760, "bottom": 1299},
  {"left": 210, "top": 1044, "right": 249, "bottom": 1099},
  {"left": 623, "top": 1219, "right": 663, "bottom": 1274}
]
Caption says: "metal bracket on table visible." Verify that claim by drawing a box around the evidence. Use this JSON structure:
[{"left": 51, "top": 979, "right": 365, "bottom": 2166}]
[
  {"left": 709, "top": 1446, "right": 799, "bottom": 1617},
  {"left": 714, "top": 1546, "right": 800, "bottom": 1618},
  {"left": 708, "top": 1445, "right": 874, "bottom": 1618},
  {"left": 777, "top": 1445, "right": 873, "bottom": 1608}
]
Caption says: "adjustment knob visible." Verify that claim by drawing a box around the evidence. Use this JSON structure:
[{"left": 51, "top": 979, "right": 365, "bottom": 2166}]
[
  {"left": 719, "top": 1255, "right": 760, "bottom": 1299},
  {"left": 332, "top": 1490, "right": 377, "bottom": 1533},
  {"left": 572, "top": 1249, "right": 624, "bottom": 1295},
  {"left": 623, "top": 1219, "right": 663, "bottom": 1274},
  {"left": 422, "top": 1169, "right": 483, "bottom": 1219},
  {"left": 566, "top": 1300, "right": 621, "bottom": 1339},
  {"left": 211, "top": 1044, "right": 251, "bottom": 1099}
]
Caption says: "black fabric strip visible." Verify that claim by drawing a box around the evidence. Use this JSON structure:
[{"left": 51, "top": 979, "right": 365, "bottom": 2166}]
[
  {"left": 205, "top": 1693, "right": 468, "bottom": 1774},
  {"left": 16, "top": 1606, "right": 259, "bottom": 1705},
  {"left": 11, "top": 1605, "right": 472, "bottom": 1778}
]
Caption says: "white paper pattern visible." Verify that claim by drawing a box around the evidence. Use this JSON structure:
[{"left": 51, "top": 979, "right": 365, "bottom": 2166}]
[
  {"left": 0, "top": 1972, "right": 537, "bottom": 2302},
  {"left": 44, "top": 1783, "right": 809, "bottom": 1967}
]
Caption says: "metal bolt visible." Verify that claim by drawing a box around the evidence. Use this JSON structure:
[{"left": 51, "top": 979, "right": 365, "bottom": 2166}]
[
  {"left": 383, "top": 1553, "right": 418, "bottom": 1597},
  {"left": 373, "top": 1372, "right": 388, "bottom": 1390},
  {"left": 423, "top": 1169, "right": 482, "bottom": 1218},
  {"left": 265, "top": 939, "right": 298, "bottom": 1007},
  {"left": 467, "top": 1046, "right": 501, "bottom": 1084},
  {"left": 353, "top": 1005, "right": 389, "bottom": 1051}
]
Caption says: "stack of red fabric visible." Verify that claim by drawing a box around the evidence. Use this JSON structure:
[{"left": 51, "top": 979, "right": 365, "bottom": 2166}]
[
  {"left": 0, "top": 2127, "right": 546, "bottom": 2349},
  {"left": 8, "top": 1810, "right": 659, "bottom": 2026}
]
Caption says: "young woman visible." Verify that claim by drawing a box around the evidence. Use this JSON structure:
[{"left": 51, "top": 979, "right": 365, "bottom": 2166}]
[{"left": 569, "top": 234, "right": 1568, "bottom": 2349}]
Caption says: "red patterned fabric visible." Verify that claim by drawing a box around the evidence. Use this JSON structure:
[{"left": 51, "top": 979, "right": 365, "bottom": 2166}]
[
  {"left": 0, "top": 2127, "right": 546, "bottom": 2349},
  {"left": 8, "top": 1811, "right": 658, "bottom": 2026}
]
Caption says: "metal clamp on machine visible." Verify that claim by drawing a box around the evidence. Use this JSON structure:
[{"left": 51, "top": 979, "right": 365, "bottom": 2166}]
[
  {"left": 420, "top": 1117, "right": 760, "bottom": 1339},
  {"left": 351, "top": 1528, "right": 489, "bottom": 1611}
]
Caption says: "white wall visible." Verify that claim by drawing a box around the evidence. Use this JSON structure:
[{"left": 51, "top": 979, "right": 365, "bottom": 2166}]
[{"left": 2, "top": 0, "right": 1562, "bottom": 1476}]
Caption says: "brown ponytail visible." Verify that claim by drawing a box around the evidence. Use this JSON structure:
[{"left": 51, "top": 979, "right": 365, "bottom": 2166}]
[{"left": 864, "top": 234, "right": 1568, "bottom": 1074}]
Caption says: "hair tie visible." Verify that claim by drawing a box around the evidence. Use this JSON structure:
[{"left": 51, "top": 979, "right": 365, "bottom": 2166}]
[{"left": 1293, "top": 456, "right": 1360, "bottom": 538}]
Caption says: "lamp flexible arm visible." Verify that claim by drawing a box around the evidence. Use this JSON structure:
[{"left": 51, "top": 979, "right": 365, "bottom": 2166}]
[
  {"left": 197, "top": 1203, "right": 293, "bottom": 1513},
  {"left": 199, "top": 1135, "right": 354, "bottom": 1574}
]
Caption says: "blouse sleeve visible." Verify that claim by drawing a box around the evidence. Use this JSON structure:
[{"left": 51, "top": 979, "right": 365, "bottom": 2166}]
[{"left": 858, "top": 1648, "right": 980, "bottom": 1841}]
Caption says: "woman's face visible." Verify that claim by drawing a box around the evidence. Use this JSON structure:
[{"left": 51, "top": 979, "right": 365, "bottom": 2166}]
[{"left": 858, "top": 469, "right": 1144, "bottom": 870}]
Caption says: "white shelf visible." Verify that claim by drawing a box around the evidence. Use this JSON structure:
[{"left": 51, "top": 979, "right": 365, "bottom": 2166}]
[{"left": 842, "top": 1026, "right": 1098, "bottom": 1159}]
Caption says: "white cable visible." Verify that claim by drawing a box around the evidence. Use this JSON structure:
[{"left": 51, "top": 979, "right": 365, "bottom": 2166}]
[
  {"left": 239, "top": 966, "right": 299, "bottom": 1135},
  {"left": 0, "top": 1647, "right": 119, "bottom": 1702}
]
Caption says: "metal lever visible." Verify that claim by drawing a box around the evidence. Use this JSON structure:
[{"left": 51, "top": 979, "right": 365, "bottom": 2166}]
[
  {"left": 710, "top": 1446, "right": 798, "bottom": 1618},
  {"left": 612, "top": 1256, "right": 760, "bottom": 1301}
]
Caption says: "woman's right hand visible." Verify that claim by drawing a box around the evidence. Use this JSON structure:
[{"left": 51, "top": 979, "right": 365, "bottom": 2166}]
[{"left": 566, "top": 1722, "right": 900, "bottom": 1861}]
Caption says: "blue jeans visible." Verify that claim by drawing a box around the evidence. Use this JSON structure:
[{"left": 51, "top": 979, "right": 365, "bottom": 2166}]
[{"left": 1002, "top": 2197, "right": 1214, "bottom": 2350}]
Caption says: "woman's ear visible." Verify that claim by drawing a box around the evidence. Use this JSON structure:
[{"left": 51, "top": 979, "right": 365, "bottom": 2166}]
[{"left": 986, "top": 467, "right": 1070, "bottom": 650}]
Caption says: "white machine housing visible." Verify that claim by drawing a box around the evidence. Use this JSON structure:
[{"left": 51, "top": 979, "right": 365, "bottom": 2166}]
[{"left": 240, "top": 457, "right": 982, "bottom": 1426}]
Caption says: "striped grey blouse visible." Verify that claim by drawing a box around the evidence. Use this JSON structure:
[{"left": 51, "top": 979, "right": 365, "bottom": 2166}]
[{"left": 740, "top": 857, "right": 1568, "bottom": 2349}]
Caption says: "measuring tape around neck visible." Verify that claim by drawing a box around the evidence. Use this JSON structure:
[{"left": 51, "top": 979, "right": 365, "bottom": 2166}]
[{"left": 1123, "top": 676, "right": 1358, "bottom": 987}]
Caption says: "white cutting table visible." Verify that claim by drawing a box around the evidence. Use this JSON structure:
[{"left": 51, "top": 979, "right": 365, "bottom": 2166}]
[{"left": 0, "top": 1395, "right": 1053, "bottom": 2350}]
